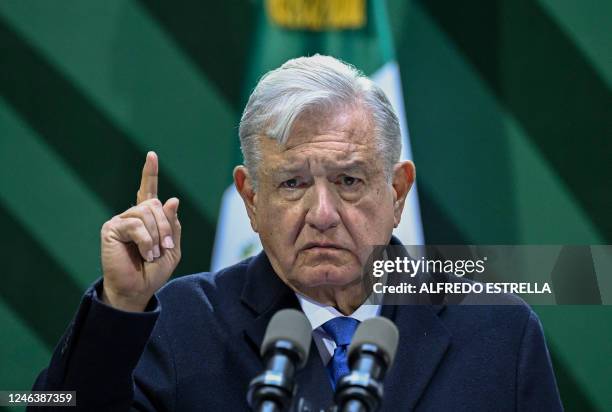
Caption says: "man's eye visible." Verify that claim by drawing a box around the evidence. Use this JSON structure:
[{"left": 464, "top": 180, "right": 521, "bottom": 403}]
[
  {"left": 340, "top": 175, "right": 361, "bottom": 186},
  {"left": 281, "top": 178, "right": 299, "bottom": 188}
]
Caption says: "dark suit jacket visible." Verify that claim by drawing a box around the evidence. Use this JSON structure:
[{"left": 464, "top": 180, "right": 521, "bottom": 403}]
[{"left": 32, "top": 239, "right": 562, "bottom": 411}]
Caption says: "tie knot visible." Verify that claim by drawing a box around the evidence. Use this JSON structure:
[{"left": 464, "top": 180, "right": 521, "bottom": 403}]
[{"left": 322, "top": 317, "right": 360, "bottom": 347}]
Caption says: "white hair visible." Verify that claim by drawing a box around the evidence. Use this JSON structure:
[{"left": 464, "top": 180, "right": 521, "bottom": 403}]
[{"left": 239, "top": 54, "right": 402, "bottom": 188}]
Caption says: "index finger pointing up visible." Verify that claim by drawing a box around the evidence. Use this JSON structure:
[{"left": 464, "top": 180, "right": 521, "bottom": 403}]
[{"left": 137, "top": 151, "right": 159, "bottom": 204}]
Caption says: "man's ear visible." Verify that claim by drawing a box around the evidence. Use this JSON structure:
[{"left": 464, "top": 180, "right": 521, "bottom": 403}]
[
  {"left": 233, "top": 165, "right": 259, "bottom": 233},
  {"left": 391, "top": 161, "right": 415, "bottom": 227}
]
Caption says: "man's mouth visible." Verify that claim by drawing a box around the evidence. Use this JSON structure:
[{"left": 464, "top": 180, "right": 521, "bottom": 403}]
[{"left": 301, "top": 242, "right": 345, "bottom": 251}]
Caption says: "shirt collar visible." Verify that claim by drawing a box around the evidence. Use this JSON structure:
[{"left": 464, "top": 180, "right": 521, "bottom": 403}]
[{"left": 295, "top": 292, "right": 381, "bottom": 331}]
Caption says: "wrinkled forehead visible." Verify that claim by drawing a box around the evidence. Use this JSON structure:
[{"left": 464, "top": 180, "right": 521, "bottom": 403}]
[{"left": 287, "top": 104, "right": 374, "bottom": 147}]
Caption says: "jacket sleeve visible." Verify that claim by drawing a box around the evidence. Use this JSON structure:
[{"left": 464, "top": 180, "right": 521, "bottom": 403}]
[
  {"left": 516, "top": 309, "right": 564, "bottom": 411},
  {"left": 29, "top": 279, "right": 174, "bottom": 411}
]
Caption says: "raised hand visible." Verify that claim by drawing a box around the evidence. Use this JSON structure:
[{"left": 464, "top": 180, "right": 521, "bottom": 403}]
[{"left": 100, "top": 152, "right": 181, "bottom": 312}]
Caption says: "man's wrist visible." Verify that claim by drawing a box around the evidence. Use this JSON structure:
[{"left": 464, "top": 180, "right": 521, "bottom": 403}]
[{"left": 100, "top": 286, "right": 150, "bottom": 313}]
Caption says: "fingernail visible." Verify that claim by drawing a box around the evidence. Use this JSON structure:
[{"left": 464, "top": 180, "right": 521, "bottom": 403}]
[
  {"left": 153, "top": 245, "right": 161, "bottom": 258},
  {"left": 163, "top": 236, "right": 175, "bottom": 249},
  {"left": 146, "top": 250, "right": 154, "bottom": 262}
]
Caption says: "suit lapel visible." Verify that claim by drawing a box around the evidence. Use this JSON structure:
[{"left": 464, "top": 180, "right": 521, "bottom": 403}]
[
  {"left": 377, "top": 237, "right": 452, "bottom": 410},
  {"left": 381, "top": 301, "right": 451, "bottom": 410},
  {"left": 240, "top": 252, "right": 301, "bottom": 353},
  {"left": 293, "top": 341, "right": 335, "bottom": 409},
  {"left": 239, "top": 252, "right": 334, "bottom": 409}
]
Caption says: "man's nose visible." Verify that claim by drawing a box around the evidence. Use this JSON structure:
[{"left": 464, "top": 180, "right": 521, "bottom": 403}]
[{"left": 305, "top": 183, "right": 341, "bottom": 232}]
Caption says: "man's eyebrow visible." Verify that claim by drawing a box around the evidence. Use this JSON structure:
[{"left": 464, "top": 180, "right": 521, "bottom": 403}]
[
  {"left": 268, "top": 159, "right": 371, "bottom": 175},
  {"left": 327, "top": 159, "right": 370, "bottom": 173}
]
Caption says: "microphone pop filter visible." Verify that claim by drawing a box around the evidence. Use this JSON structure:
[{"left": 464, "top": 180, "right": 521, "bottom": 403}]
[
  {"left": 348, "top": 317, "right": 400, "bottom": 366},
  {"left": 261, "top": 309, "right": 312, "bottom": 368}
]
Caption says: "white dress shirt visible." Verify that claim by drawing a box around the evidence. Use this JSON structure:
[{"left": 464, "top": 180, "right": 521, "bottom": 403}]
[{"left": 295, "top": 292, "right": 381, "bottom": 366}]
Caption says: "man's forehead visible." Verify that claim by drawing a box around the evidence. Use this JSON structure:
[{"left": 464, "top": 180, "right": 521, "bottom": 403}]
[
  {"left": 286, "top": 106, "right": 373, "bottom": 147},
  {"left": 258, "top": 141, "right": 373, "bottom": 180},
  {"left": 258, "top": 136, "right": 375, "bottom": 176}
]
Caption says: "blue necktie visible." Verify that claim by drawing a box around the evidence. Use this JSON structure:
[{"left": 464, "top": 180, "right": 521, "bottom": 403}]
[{"left": 322, "top": 317, "right": 360, "bottom": 389}]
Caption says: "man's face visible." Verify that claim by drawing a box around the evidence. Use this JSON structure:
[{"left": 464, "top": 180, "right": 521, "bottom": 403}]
[{"left": 239, "top": 105, "right": 407, "bottom": 294}]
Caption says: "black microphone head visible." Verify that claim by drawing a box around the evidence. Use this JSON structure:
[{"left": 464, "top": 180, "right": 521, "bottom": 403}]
[
  {"left": 261, "top": 309, "right": 312, "bottom": 369},
  {"left": 348, "top": 317, "right": 400, "bottom": 366}
]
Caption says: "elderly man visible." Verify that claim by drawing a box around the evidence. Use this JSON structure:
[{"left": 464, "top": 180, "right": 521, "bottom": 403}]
[{"left": 33, "top": 55, "right": 562, "bottom": 411}]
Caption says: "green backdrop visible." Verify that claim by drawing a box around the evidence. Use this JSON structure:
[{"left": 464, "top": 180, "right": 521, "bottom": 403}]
[{"left": 0, "top": 1, "right": 610, "bottom": 411}]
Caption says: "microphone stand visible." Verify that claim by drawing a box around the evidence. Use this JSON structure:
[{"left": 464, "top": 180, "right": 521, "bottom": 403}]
[{"left": 334, "top": 343, "right": 388, "bottom": 412}]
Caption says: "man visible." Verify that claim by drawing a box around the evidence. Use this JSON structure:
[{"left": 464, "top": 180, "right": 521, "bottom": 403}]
[{"left": 32, "top": 55, "right": 562, "bottom": 411}]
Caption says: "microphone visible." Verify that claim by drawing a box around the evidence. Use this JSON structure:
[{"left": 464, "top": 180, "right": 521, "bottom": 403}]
[
  {"left": 334, "top": 317, "right": 399, "bottom": 412},
  {"left": 247, "top": 309, "right": 312, "bottom": 412}
]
